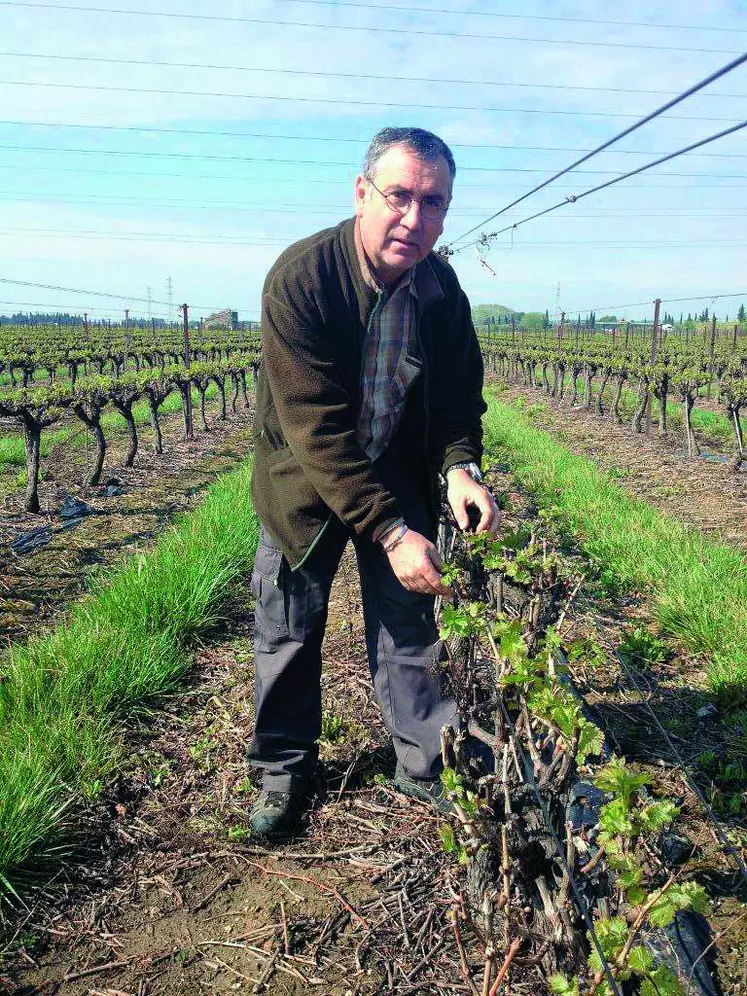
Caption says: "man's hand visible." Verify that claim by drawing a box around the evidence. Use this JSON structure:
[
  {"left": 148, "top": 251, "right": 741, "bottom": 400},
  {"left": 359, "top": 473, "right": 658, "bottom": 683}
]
[
  {"left": 446, "top": 467, "right": 500, "bottom": 534},
  {"left": 385, "top": 528, "right": 451, "bottom": 597}
]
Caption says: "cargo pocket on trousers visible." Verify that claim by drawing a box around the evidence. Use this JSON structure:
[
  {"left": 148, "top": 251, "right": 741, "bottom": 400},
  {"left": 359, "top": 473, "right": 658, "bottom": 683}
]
[{"left": 251, "top": 540, "right": 289, "bottom": 651}]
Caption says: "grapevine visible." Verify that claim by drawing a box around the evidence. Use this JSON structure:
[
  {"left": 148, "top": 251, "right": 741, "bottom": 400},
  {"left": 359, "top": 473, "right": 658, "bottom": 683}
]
[{"left": 436, "top": 506, "right": 717, "bottom": 994}]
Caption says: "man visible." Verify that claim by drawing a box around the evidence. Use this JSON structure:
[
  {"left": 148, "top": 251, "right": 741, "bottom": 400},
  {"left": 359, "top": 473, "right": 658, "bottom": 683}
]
[{"left": 248, "top": 126, "right": 499, "bottom": 837}]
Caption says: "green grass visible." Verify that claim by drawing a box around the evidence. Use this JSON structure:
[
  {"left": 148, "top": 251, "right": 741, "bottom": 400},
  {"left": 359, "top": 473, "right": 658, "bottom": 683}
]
[
  {"left": 0, "top": 456, "right": 259, "bottom": 890},
  {"left": 0, "top": 429, "right": 74, "bottom": 469},
  {"left": 484, "top": 394, "right": 747, "bottom": 698}
]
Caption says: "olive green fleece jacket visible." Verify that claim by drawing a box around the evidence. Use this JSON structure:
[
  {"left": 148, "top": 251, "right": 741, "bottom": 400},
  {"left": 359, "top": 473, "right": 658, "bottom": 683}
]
[{"left": 251, "top": 217, "right": 486, "bottom": 569}]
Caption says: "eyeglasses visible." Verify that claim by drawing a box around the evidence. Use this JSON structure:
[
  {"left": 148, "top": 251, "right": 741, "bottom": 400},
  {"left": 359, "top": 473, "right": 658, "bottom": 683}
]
[{"left": 366, "top": 176, "right": 450, "bottom": 221}]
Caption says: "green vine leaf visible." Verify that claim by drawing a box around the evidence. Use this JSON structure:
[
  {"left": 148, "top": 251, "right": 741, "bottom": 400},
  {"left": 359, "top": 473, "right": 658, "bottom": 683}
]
[
  {"left": 496, "top": 620, "right": 529, "bottom": 663},
  {"left": 576, "top": 720, "right": 605, "bottom": 764},
  {"left": 439, "top": 823, "right": 456, "bottom": 854},
  {"left": 440, "top": 562, "right": 462, "bottom": 588},
  {"left": 648, "top": 881, "right": 708, "bottom": 927},
  {"left": 589, "top": 916, "right": 628, "bottom": 965},
  {"left": 627, "top": 945, "right": 654, "bottom": 975},
  {"left": 439, "top": 602, "right": 488, "bottom": 640},
  {"left": 638, "top": 799, "right": 680, "bottom": 832},
  {"left": 594, "top": 757, "right": 651, "bottom": 804},
  {"left": 599, "top": 798, "right": 636, "bottom": 838},
  {"left": 547, "top": 974, "right": 580, "bottom": 996},
  {"left": 440, "top": 766, "right": 464, "bottom": 795},
  {"left": 639, "top": 963, "right": 686, "bottom": 996},
  {"left": 544, "top": 626, "right": 564, "bottom": 653}
]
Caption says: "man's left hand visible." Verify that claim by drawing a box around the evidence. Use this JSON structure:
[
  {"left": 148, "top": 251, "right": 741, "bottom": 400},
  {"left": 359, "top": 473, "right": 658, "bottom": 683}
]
[{"left": 446, "top": 467, "right": 500, "bottom": 534}]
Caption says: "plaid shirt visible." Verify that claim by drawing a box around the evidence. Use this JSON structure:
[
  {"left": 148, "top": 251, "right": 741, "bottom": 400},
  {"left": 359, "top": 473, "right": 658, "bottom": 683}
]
[{"left": 355, "top": 226, "right": 422, "bottom": 462}]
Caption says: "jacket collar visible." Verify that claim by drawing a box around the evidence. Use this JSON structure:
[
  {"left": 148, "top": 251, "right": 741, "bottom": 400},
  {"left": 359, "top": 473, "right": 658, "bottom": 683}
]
[{"left": 414, "top": 255, "right": 445, "bottom": 312}]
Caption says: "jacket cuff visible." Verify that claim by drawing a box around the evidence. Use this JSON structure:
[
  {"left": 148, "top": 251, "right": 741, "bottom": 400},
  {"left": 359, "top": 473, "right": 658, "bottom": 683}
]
[
  {"left": 371, "top": 514, "right": 406, "bottom": 545},
  {"left": 442, "top": 447, "right": 482, "bottom": 476}
]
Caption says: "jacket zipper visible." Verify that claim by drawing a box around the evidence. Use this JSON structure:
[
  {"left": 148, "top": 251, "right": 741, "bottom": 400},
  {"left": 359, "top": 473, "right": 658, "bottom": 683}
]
[
  {"left": 414, "top": 303, "right": 430, "bottom": 459},
  {"left": 294, "top": 289, "right": 385, "bottom": 573}
]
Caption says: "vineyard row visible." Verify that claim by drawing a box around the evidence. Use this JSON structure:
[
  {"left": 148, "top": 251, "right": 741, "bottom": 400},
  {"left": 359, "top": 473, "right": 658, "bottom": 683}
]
[
  {"left": 480, "top": 331, "right": 747, "bottom": 469},
  {"left": 0, "top": 324, "right": 262, "bottom": 384},
  {"left": 0, "top": 355, "right": 259, "bottom": 513}
]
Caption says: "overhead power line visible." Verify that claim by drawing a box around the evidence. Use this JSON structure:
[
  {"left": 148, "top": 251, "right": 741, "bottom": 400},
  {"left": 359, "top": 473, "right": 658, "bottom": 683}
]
[
  {"left": 5, "top": 143, "right": 747, "bottom": 179},
  {"left": 451, "top": 119, "right": 747, "bottom": 254},
  {"left": 555, "top": 290, "right": 747, "bottom": 317},
  {"left": 2, "top": 120, "right": 744, "bottom": 159},
  {"left": 4, "top": 182, "right": 747, "bottom": 219},
  {"left": 2, "top": 79, "right": 743, "bottom": 122},
  {"left": 0, "top": 301, "right": 169, "bottom": 321},
  {"left": 1, "top": 50, "right": 745, "bottom": 101},
  {"left": 0, "top": 299, "right": 260, "bottom": 318},
  {"left": 6, "top": 185, "right": 747, "bottom": 220},
  {"left": 0, "top": 227, "right": 305, "bottom": 243},
  {"left": 0, "top": 163, "right": 747, "bottom": 192},
  {"left": 0, "top": 276, "right": 255, "bottom": 313},
  {"left": 0, "top": 1, "right": 741, "bottom": 54},
  {"left": 3, "top": 162, "right": 746, "bottom": 191},
  {"left": 2, "top": 0, "right": 745, "bottom": 37},
  {"left": 275, "top": 0, "right": 747, "bottom": 34},
  {"left": 660, "top": 290, "right": 747, "bottom": 304},
  {"left": 4, "top": 228, "right": 746, "bottom": 252},
  {"left": 448, "top": 49, "right": 747, "bottom": 247},
  {"left": 0, "top": 276, "right": 172, "bottom": 307},
  {"left": 0, "top": 299, "right": 171, "bottom": 316}
]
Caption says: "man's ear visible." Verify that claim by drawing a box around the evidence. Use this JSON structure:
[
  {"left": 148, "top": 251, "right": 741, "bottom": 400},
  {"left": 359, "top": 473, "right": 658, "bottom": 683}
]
[{"left": 354, "top": 173, "right": 368, "bottom": 218}]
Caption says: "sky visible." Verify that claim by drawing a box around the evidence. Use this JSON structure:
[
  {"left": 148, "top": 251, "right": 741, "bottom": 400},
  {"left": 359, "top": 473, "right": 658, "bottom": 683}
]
[{"left": 0, "top": 0, "right": 746, "bottom": 325}]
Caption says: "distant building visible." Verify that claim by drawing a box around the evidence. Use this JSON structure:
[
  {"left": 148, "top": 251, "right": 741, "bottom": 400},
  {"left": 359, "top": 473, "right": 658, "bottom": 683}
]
[{"left": 204, "top": 309, "right": 239, "bottom": 330}]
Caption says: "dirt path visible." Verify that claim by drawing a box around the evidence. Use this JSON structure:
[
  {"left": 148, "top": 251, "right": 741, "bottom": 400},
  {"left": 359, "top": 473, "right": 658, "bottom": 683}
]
[
  {"left": 492, "top": 381, "right": 747, "bottom": 552},
  {"left": 0, "top": 405, "right": 255, "bottom": 643},
  {"left": 2, "top": 551, "right": 476, "bottom": 996}
]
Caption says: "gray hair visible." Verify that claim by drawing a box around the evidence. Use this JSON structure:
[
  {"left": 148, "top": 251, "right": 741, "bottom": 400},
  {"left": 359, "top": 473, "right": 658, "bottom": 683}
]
[{"left": 363, "top": 127, "right": 456, "bottom": 181}]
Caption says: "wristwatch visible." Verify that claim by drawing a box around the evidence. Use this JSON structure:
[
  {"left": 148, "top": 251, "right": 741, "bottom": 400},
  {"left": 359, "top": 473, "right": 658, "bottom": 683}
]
[{"left": 447, "top": 461, "right": 484, "bottom": 483}]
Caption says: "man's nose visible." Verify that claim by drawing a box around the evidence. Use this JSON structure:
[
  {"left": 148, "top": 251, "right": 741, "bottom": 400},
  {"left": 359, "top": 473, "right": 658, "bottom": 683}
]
[{"left": 400, "top": 199, "right": 424, "bottom": 228}]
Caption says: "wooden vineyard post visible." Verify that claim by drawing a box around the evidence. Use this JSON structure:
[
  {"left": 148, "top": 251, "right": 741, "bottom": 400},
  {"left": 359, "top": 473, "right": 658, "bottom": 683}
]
[
  {"left": 645, "top": 298, "right": 661, "bottom": 433},
  {"left": 181, "top": 302, "right": 194, "bottom": 439},
  {"left": 707, "top": 314, "right": 717, "bottom": 398},
  {"left": 124, "top": 309, "right": 131, "bottom": 372}
]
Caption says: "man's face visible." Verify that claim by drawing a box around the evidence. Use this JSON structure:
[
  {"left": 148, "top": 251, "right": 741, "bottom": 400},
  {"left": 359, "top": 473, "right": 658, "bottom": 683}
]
[{"left": 354, "top": 144, "right": 452, "bottom": 285}]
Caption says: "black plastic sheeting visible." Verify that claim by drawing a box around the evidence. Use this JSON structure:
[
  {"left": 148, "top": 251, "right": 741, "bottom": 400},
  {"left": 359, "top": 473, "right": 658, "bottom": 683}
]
[{"left": 9, "top": 496, "right": 95, "bottom": 555}]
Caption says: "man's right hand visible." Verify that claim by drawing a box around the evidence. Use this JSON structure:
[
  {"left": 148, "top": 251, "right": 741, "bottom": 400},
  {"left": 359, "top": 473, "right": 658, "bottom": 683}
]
[{"left": 384, "top": 528, "right": 451, "bottom": 597}]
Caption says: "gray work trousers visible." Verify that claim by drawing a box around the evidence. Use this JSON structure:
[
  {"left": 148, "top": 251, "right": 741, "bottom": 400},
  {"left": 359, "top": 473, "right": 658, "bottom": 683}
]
[{"left": 248, "top": 449, "right": 457, "bottom": 793}]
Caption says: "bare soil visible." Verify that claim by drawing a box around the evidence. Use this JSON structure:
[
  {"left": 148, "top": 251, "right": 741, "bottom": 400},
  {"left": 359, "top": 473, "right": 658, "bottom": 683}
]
[{"left": 1, "top": 551, "right": 482, "bottom": 996}]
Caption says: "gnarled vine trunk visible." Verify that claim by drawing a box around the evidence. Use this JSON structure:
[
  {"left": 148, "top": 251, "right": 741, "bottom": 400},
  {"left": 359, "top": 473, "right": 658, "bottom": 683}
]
[
  {"left": 112, "top": 400, "right": 138, "bottom": 467},
  {"left": 146, "top": 393, "right": 164, "bottom": 454}
]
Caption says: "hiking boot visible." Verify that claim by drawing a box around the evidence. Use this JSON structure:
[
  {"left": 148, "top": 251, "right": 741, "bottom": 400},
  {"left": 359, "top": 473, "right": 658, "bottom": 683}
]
[
  {"left": 248, "top": 790, "right": 308, "bottom": 839},
  {"left": 393, "top": 761, "right": 453, "bottom": 815}
]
